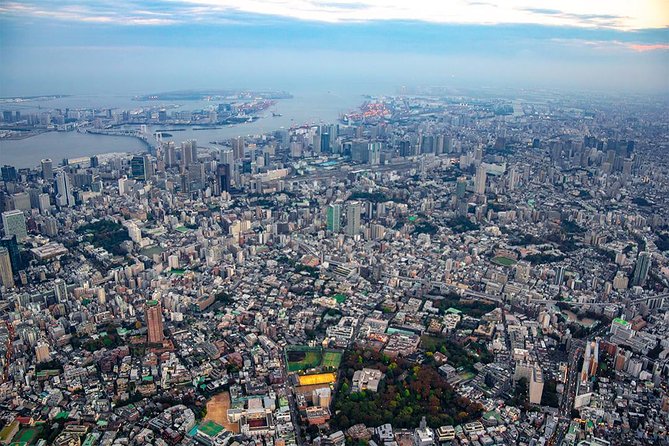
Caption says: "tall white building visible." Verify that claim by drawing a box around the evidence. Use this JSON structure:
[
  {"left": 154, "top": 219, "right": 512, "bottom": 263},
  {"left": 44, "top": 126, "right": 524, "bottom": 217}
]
[
  {"left": 475, "top": 164, "right": 487, "bottom": 195},
  {"left": 55, "top": 171, "right": 75, "bottom": 207}
]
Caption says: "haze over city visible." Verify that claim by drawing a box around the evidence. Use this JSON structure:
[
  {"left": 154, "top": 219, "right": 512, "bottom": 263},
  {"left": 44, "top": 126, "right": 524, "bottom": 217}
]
[
  {"left": 0, "top": 2, "right": 668, "bottom": 446},
  {"left": 1, "top": 0, "right": 668, "bottom": 95}
]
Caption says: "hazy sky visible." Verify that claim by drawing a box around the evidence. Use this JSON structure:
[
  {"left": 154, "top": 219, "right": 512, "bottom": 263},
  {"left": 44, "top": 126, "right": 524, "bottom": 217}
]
[{"left": 0, "top": 0, "right": 667, "bottom": 96}]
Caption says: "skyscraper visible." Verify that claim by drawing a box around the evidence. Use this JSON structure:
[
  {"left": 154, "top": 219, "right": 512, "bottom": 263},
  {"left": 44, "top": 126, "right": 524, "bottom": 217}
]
[
  {"left": 456, "top": 176, "right": 467, "bottom": 199},
  {"left": 0, "top": 236, "right": 22, "bottom": 272},
  {"left": 327, "top": 204, "right": 341, "bottom": 233},
  {"left": 217, "top": 163, "right": 231, "bottom": 194},
  {"left": 131, "top": 155, "right": 152, "bottom": 180},
  {"left": 54, "top": 279, "right": 68, "bottom": 303},
  {"left": 346, "top": 202, "right": 361, "bottom": 237},
  {"left": 475, "top": 164, "right": 487, "bottom": 195},
  {"left": 2, "top": 210, "right": 27, "bottom": 241},
  {"left": 55, "top": 171, "right": 75, "bottom": 207},
  {"left": 164, "top": 142, "right": 177, "bottom": 167},
  {"left": 632, "top": 251, "right": 651, "bottom": 287},
  {"left": 146, "top": 300, "right": 164, "bottom": 344},
  {"left": 368, "top": 142, "right": 381, "bottom": 165},
  {"left": 41, "top": 158, "right": 53, "bottom": 181},
  {"left": 0, "top": 247, "right": 14, "bottom": 288}
]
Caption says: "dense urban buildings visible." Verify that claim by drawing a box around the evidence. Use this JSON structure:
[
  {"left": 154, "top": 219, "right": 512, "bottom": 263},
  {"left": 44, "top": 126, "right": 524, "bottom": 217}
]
[{"left": 0, "top": 89, "right": 668, "bottom": 446}]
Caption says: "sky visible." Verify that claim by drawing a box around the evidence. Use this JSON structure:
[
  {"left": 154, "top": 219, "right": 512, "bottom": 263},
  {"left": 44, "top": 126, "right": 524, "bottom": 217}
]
[{"left": 0, "top": 0, "right": 668, "bottom": 96}]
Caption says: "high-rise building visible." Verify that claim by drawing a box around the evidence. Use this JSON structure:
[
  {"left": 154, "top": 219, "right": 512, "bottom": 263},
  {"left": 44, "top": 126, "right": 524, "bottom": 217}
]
[
  {"left": 1, "top": 165, "right": 17, "bottom": 182},
  {"left": 475, "top": 164, "right": 487, "bottom": 195},
  {"left": 346, "top": 202, "right": 361, "bottom": 237},
  {"left": 217, "top": 163, "right": 231, "bottom": 194},
  {"left": 11, "top": 192, "right": 31, "bottom": 211},
  {"left": 327, "top": 204, "right": 341, "bottom": 233},
  {"left": 41, "top": 158, "right": 53, "bottom": 181},
  {"left": 368, "top": 142, "right": 381, "bottom": 165},
  {"left": 2, "top": 210, "right": 27, "bottom": 241},
  {"left": 146, "top": 300, "right": 164, "bottom": 344},
  {"left": 55, "top": 171, "right": 75, "bottom": 207},
  {"left": 54, "top": 278, "right": 68, "bottom": 303},
  {"left": 35, "top": 340, "right": 51, "bottom": 363},
  {"left": 632, "top": 251, "right": 651, "bottom": 287},
  {"left": 0, "top": 247, "right": 14, "bottom": 288},
  {"left": 555, "top": 266, "right": 565, "bottom": 286},
  {"left": 232, "top": 137, "right": 245, "bottom": 160},
  {"left": 320, "top": 132, "right": 330, "bottom": 153},
  {"left": 0, "top": 236, "right": 22, "bottom": 272},
  {"left": 131, "top": 155, "right": 153, "bottom": 180},
  {"left": 456, "top": 177, "right": 467, "bottom": 199},
  {"left": 163, "top": 142, "right": 177, "bottom": 167},
  {"left": 38, "top": 193, "right": 51, "bottom": 214}
]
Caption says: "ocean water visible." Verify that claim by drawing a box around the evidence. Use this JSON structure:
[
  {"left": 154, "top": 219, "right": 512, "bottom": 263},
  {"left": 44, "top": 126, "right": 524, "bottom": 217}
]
[{"left": 0, "top": 90, "right": 365, "bottom": 168}]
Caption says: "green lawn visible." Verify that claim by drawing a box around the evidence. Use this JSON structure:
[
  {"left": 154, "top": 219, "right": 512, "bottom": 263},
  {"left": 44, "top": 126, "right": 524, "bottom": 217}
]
[
  {"left": 13, "top": 427, "right": 39, "bottom": 445},
  {"left": 287, "top": 350, "right": 322, "bottom": 372},
  {"left": 492, "top": 256, "right": 516, "bottom": 266},
  {"left": 333, "top": 294, "right": 347, "bottom": 303},
  {"left": 322, "top": 351, "right": 343, "bottom": 369}
]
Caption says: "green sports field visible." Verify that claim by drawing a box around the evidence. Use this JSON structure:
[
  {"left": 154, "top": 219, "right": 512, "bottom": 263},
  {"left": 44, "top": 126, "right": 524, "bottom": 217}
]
[{"left": 286, "top": 347, "right": 343, "bottom": 372}]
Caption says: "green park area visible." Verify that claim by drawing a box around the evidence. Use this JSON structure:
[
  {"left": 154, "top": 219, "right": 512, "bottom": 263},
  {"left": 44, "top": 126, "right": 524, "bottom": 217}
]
[{"left": 333, "top": 294, "right": 347, "bottom": 303}]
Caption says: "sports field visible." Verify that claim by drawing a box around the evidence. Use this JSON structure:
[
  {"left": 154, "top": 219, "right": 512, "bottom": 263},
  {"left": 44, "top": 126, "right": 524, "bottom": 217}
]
[
  {"left": 286, "top": 347, "right": 343, "bottom": 372},
  {"left": 298, "top": 372, "right": 337, "bottom": 386},
  {"left": 14, "top": 427, "right": 39, "bottom": 445},
  {"left": 492, "top": 256, "right": 516, "bottom": 266},
  {"left": 321, "top": 351, "right": 343, "bottom": 369}
]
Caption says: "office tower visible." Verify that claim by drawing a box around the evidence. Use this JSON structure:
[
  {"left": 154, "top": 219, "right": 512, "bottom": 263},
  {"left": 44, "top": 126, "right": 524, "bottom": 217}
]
[
  {"left": 11, "top": 192, "right": 31, "bottom": 211},
  {"left": 368, "top": 142, "right": 381, "bottom": 165},
  {"left": 346, "top": 202, "right": 361, "bottom": 237},
  {"left": 456, "top": 177, "right": 467, "bottom": 199},
  {"left": 130, "top": 155, "right": 152, "bottom": 180},
  {"left": 89, "top": 155, "right": 99, "bottom": 168},
  {"left": 164, "top": 142, "right": 177, "bottom": 167},
  {"left": 0, "top": 247, "right": 14, "bottom": 288},
  {"left": 232, "top": 137, "right": 245, "bottom": 160},
  {"left": 475, "top": 164, "right": 487, "bottom": 195},
  {"left": 290, "top": 141, "right": 303, "bottom": 158},
  {"left": 1, "top": 236, "right": 22, "bottom": 272},
  {"left": 327, "top": 204, "right": 341, "bottom": 233},
  {"left": 41, "top": 158, "right": 54, "bottom": 181},
  {"left": 632, "top": 251, "right": 651, "bottom": 287},
  {"left": 351, "top": 140, "right": 368, "bottom": 163},
  {"left": 1, "top": 165, "right": 17, "bottom": 182},
  {"left": 2, "top": 210, "right": 27, "bottom": 241},
  {"left": 54, "top": 278, "right": 68, "bottom": 303},
  {"left": 220, "top": 148, "right": 234, "bottom": 166},
  {"left": 320, "top": 132, "right": 330, "bottom": 153},
  {"left": 555, "top": 266, "right": 565, "bottom": 286},
  {"left": 217, "top": 163, "right": 231, "bottom": 194},
  {"left": 55, "top": 171, "right": 75, "bottom": 207},
  {"left": 188, "top": 140, "right": 198, "bottom": 164},
  {"left": 146, "top": 300, "right": 164, "bottom": 344}
]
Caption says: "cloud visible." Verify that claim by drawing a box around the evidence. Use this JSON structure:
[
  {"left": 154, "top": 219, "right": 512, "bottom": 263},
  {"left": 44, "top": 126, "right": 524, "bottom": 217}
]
[
  {"left": 0, "top": 0, "right": 667, "bottom": 30},
  {"left": 552, "top": 38, "right": 669, "bottom": 52}
]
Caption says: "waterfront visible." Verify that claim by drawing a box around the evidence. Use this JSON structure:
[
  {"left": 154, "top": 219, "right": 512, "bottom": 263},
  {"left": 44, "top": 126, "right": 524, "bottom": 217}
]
[
  {"left": 204, "top": 391, "right": 239, "bottom": 434},
  {"left": 0, "top": 90, "right": 365, "bottom": 167},
  {"left": 0, "top": 131, "right": 147, "bottom": 168}
]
